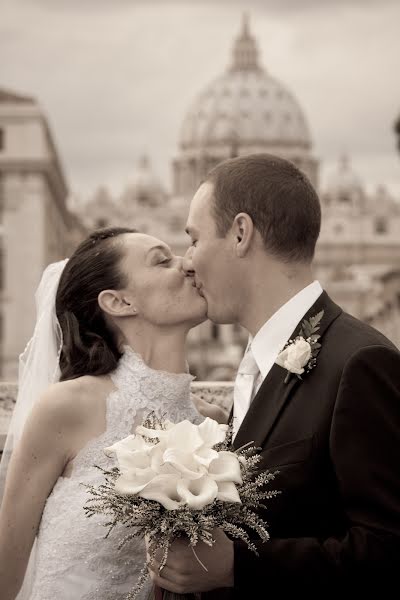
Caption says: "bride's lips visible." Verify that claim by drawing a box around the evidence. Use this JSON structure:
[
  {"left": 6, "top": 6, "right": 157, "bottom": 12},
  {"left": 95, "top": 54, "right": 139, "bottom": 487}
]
[{"left": 189, "top": 279, "right": 204, "bottom": 297}]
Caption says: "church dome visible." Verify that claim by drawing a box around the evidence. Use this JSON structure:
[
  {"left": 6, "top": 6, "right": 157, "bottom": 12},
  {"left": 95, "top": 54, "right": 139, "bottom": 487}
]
[
  {"left": 122, "top": 155, "right": 166, "bottom": 207},
  {"left": 127, "top": 156, "right": 164, "bottom": 196},
  {"left": 325, "top": 156, "right": 364, "bottom": 198},
  {"left": 179, "top": 16, "right": 312, "bottom": 152}
]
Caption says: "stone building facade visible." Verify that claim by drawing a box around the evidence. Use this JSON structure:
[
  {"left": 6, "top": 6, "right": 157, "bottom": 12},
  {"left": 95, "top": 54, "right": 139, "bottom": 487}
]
[
  {"left": 0, "top": 89, "right": 86, "bottom": 378},
  {"left": 316, "top": 157, "right": 400, "bottom": 347}
]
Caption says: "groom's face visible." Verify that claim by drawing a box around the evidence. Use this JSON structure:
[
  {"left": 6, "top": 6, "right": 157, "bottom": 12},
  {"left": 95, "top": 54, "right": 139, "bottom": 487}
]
[{"left": 184, "top": 182, "right": 239, "bottom": 324}]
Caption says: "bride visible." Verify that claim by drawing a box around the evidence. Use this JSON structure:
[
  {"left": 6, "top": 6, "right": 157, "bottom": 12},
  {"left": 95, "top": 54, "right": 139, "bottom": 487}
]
[{"left": 0, "top": 226, "right": 225, "bottom": 600}]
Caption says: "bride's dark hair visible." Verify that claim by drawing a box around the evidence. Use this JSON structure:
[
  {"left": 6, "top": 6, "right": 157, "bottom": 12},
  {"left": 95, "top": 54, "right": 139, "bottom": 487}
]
[{"left": 56, "top": 226, "right": 137, "bottom": 381}]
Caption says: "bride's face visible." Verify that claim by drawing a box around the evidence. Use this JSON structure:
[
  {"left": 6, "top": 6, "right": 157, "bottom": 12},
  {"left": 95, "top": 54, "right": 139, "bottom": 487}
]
[{"left": 119, "top": 233, "right": 207, "bottom": 327}]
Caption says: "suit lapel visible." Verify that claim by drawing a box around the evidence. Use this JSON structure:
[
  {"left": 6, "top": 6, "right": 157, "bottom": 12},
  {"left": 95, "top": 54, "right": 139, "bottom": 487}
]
[
  {"left": 232, "top": 291, "right": 342, "bottom": 450},
  {"left": 233, "top": 361, "right": 299, "bottom": 450}
]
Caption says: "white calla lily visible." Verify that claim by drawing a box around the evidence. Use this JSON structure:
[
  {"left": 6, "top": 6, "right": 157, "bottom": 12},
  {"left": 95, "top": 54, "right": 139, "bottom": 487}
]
[
  {"left": 114, "top": 467, "right": 156, "bottom": 496},
  {"left": 164, "top": 420, "right": 204, "bottom": 453},
  {"left": 198, "top": 418, "right": 228, "bottom": 446},
  {"left": 208, "top": 451, "right": 242, "bottom": 483},
  {"left": 216, "top": 481, "right": 242, "bottom": 504},
  {"left": 162, "top": 448, "right": 206, "bottom": 479},
  {"left": 135, "top": 425, "right": 165, "bottom": 439},
  {"left": 104, "top": 433, "right": 150, "bottom": 458},
  {"left": 104, "top": 435, "right": 152, "bottom": 471},
  {"left": 149, "top": 445, "right": 179, "bottom": 476},
  {"left": 193, "top": 446, "right": 219, "bottom": 467},
  {"left": 119, "top": 450, "right": 151, "bottom": 471},
  {"left": 138, "top": 474, "right": 183, "bottom": 510},
  {"left": 176, "top": 476, "right": 219, "bottom": 509}
]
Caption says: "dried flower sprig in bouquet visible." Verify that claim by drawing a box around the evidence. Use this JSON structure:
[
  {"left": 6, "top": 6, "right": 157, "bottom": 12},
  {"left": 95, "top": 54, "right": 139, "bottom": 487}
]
[{"left": 83, "top": 413, "right": 279, "bottom": 600}]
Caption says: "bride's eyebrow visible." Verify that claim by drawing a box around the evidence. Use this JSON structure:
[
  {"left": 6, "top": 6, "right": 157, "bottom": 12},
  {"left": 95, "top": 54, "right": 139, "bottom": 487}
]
[
  {"left": 147, "top": 244, "right": 170, "bottom": 254},
  {"left": 147, "top": 245, "right": 171, "bottom": 258}
]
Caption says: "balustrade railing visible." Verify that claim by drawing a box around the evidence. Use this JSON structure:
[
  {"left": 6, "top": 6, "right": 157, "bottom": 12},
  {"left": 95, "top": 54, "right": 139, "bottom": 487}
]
[{"left": 0, "top": 382, "right": 233, "bottom": 452}]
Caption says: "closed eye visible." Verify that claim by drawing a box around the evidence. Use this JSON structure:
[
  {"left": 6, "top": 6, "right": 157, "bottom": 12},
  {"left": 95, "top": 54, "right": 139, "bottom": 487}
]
[{"left": 159, "top": 258, "right": 171, "bottom": 266}]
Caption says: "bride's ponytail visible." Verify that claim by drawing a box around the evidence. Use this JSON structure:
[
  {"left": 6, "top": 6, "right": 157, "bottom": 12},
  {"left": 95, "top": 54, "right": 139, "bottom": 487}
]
[{"left": 56, "top": 227, "right": 137, "bottom": 381}]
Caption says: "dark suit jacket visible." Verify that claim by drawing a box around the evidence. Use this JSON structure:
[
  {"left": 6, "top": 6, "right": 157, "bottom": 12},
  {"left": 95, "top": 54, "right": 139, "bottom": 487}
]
[{"left": 206, "top": 291, "right": 400, "bottom": 597}]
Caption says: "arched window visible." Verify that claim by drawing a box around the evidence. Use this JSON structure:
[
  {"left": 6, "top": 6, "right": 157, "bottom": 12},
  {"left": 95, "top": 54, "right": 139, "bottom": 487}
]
[
  {"left": 333, "top": 223, "right": 344, "bottom": 235},
  {"left": 374, "top": 217, "right": 388, "bottom": 234},
  {"left": 0, "top": 174, "right": 3, "bottom": 222}
]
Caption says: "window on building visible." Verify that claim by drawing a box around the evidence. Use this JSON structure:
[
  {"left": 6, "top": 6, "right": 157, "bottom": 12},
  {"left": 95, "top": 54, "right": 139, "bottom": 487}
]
[
  {"left": 137, "top": 192, "right": 150, "bottom": 205},
  {"left": 374, "top": 217, "right": 388, "bottom": 234},
  {"left": 0, "top": 311, "right": 3, "bottom": 378},
  {"left": 0, "top": 174, "right": 3, "bottom": 223},
  {"left": 211, "top": 323, "right": 219, "bottom": 340},
  {"left": 0, "top": 245, "right": 3, "bottom": 291}
]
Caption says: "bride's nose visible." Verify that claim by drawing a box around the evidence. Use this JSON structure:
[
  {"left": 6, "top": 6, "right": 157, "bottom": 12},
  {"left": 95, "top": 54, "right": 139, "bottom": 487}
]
[
  {"left": 174, "top": 255, "right": 184, "bottom": 272},
  {"left": 182, "top": 249, "right": 194, "bottom": 277}
]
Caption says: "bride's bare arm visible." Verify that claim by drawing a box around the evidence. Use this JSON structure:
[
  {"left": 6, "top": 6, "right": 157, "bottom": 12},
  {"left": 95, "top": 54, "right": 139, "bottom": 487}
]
[{"left": 0, "top": 383, "right": 80, "bottom": 599}]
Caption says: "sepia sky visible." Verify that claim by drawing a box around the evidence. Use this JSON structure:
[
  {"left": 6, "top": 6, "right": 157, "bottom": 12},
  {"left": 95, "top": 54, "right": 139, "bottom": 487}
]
[{"left": 1, "top": 0, "right": 400, "bottom": 201}]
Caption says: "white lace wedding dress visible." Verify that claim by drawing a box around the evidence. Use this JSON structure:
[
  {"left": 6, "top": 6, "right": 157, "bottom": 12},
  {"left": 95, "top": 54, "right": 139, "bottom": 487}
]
[{"left": 29, "top": 346, "right": 200, "bottom": 600}]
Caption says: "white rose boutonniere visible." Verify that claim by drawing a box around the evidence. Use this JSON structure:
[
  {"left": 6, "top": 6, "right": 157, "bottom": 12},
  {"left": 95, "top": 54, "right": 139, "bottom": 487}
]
[{"left": 276, "top": 310, "right": 324, "bottom": 383}]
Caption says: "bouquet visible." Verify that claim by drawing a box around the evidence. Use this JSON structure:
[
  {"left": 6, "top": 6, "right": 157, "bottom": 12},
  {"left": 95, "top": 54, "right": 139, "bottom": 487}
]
[{"left": 83, "top": 414, "right": 279, "bottom": 599}]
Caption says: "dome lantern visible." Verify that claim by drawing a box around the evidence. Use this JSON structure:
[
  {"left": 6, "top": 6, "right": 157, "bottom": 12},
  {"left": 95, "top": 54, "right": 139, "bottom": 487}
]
[{"left": 230, "top": 13, "right": 262, "bottom": 73}]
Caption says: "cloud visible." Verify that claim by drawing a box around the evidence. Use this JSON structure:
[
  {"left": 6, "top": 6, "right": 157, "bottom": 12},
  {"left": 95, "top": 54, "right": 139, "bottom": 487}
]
[{"left": 1, "top": 0, "right": 399, "bottom": 197}]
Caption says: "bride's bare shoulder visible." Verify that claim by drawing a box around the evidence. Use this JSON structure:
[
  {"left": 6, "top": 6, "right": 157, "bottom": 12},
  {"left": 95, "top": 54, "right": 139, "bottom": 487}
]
[{"left": 35, "top": 374, "right": 116, "bottom": 427}]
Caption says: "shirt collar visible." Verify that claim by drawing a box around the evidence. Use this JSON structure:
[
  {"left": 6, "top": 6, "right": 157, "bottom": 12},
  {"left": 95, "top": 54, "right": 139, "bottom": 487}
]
[{"left": 249, "top": 280, "right": 323, "bottom": 378}]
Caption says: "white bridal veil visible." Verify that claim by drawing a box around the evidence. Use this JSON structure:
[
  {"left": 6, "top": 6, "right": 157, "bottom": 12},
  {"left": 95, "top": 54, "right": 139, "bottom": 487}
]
[{"left": 0, "top": 258, "right": 68, "bottom": 599}]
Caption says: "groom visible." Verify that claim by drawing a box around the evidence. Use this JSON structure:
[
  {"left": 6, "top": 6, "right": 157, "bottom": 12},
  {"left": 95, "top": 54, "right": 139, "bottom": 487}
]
[{"left": 147, "top": 154, "right": 400, "bottom": 595}]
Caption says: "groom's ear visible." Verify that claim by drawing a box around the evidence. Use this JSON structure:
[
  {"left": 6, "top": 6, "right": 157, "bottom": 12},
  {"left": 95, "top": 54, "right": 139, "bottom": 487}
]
[
  {"left": 232, "top": 213, "right": 254, "bottom": 258},
  {"left": 98, "top": 290, "right": 137, "bottom": 318}
]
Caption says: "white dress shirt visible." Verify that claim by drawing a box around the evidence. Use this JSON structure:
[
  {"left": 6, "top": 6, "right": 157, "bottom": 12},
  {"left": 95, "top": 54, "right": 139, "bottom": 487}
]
[{"left": 233, "top": 280, "right": 323, "bottom": 435}]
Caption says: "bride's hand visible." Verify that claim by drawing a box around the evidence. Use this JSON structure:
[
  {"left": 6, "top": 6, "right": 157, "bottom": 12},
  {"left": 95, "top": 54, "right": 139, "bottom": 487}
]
[{"left": 191, "top": 393, "right": 229, "bottom": 424}]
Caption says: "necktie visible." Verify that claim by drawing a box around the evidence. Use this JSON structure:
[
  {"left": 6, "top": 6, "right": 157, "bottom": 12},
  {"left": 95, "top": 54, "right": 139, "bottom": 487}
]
[{"left": 232, "top": 346, "right": 259, "bottom": 439}]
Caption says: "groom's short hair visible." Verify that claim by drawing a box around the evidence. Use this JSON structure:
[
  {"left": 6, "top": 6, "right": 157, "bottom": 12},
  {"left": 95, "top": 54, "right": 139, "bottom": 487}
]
[{"left": 205, "top": 153, "right": 321, "bottom": 263}]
